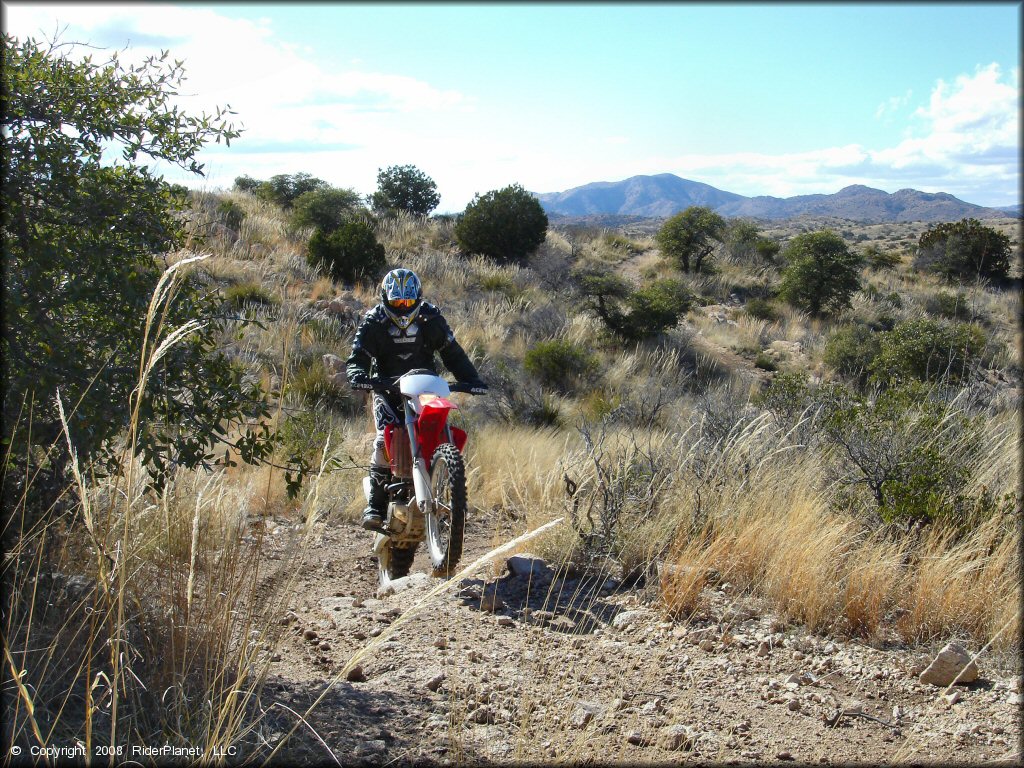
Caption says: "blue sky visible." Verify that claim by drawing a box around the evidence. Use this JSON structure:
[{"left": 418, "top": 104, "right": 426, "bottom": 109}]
[{"left": 5, "top": 2, "right": 1020, "bottom": 211}]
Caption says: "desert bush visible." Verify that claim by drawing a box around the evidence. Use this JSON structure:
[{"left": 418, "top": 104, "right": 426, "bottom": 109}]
[
  {"left": 455, "top": 183, "right": 548, "bottom": 264},
  {"left": 286, "top": 361, "right": 354, "bottom": 411},
  {"left": 819, "top": 381, "right": 983, "bottom": 526},
  {"left": 925, "top": 289, "right": 975, "bottom": 322},
  {"left": 862, "top": 244, "right": 901, "bottom": 271},
  {"left": 224, "top": 282, "right": 280, "bottom": 310},
  {"left": 524, "top": 338, "right": 599, "bottom": 393},
  {"left": 869, "top": 318, "right": 987, "bottom": 385},
  {"left": 754, "top": 352, "right": 778, "bottom": 371},
  {"left": 655, "top": 206, "right": 726, "bottom": 273},
  {"left": 778, "top": 229, "right": 864, "bottom": 315},
  {"left": 823, "top": 323, "right": 881, "bottom": 384},
  {"left": 914, "top": 218, "right": 1011, "bottom": 281},
  {"left": 218, "top": 198, "right": 246, "bottom": 231},
  {"left": 576, "top": 268, "right": 691, "bottom": 341},
  {"left": 744, "top": 298, "right": 782, "bottom": 322},
  {"left": 291, "top": 187, "right": 364, "bottom": 232},
  {"left": 754, "top": 371, "right": 814, "bottom": 425},
  {"left": 306, "top": 219, "right": 386, "bottom": 284}
]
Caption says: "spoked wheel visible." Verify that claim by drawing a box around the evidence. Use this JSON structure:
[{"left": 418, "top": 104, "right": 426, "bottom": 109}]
[
  {"left": 425, "top": 443, "right": 466, "bottom": 577},
  {"left": 377, "top": 539, "right": 417, "bottom": 586}
]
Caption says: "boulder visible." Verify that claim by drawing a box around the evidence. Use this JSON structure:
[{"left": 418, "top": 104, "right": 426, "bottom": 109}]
[
  {"left": 659, "top": 724, "right": 696, "bottom": 751},
  {"left": 506, "top": 554, "right": 554, "bottom": 582},
  {"left": 919, "top": 642, "right": 979, "bottom": 687}
]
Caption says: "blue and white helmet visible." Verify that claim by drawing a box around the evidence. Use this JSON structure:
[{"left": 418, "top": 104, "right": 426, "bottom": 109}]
[{"left": 380, "top": 268, "right": 423, "bottom": 328}]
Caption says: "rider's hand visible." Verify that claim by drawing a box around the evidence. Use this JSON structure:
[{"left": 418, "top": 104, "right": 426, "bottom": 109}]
[{"left": 349, "top": 372, "right": 373, "bottom": 391}]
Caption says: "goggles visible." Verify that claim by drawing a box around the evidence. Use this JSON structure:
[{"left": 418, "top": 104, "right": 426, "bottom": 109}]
[{"left": 389, "top": 297, "right": 417, "bottom": 309}]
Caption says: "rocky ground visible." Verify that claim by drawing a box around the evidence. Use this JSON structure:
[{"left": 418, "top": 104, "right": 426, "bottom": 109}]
[{"left": 244, "top": 510, "right": 1022, "bottom": 766}]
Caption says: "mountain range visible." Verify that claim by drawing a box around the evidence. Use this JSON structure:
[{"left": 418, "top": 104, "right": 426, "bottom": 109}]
[{"left": 534, "top": 173, "right": 1019, "bottom": 222}]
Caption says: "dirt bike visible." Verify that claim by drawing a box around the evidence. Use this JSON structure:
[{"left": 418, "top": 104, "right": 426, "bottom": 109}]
[{"left": 354, "top": 370, "right": 486, "bottom": 587}]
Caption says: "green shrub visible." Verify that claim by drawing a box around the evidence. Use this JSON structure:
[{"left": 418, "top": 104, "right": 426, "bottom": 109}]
[
  {"left": 256, "top": 172, "right": 329, "bottom": 209},
  {"left": 869, "top": 318, "right": 987, "bottom": 385},
  {"left": 223, "top": 282, "right": 279, "bottom": 310},
  {"left": 754, "top": 353, "right": 778, "bottom": 371},
  {"left": 823, "top": 324, "right": 881, "bottom": 384},
  {"left": 925, "top": 290, "right": 974, "bottom": 321},
  {"left": 455, "top": 184, "right": 548, "bottom": 264},
  {"left": 286, "top": 362, "right": 353, "bottom": 411},
  {"left": 863, "top": 244, "right": 901, "bottom": 271},
  {"left": 575, "top": 268, "right": 693, "bottom": 341},
  {"left": 778, "top": 229, "right": 865, "bottom": 315},
  {"left": 819, "top": 381, "right": 983, "bottom": 526},
  {"left": 291, "top": 187, "right": 364, "bottom": 232},
  {"left": 754, "top": 371, "right": 812, "bottom": 422},
  {"left": 307, "top": 220, "right": 386, "bottom": 284},
  {"left": 217, "top": 198, "right": 246, "bottom": 231},
  {"left": 601, "top": 231, "right": 640, "bottom": 253},
  {"left": 745, "top": 298, "right": 782, "bottom": 322},
  {"left": 524, "top": 338, "right": 599, "bottom": 393},
  {"left": 914, "top": 218, "right": 1011, "bottom": 281}
]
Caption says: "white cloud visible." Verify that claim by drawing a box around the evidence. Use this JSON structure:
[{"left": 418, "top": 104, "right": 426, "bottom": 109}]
[{"left": 662, "top": 64, "right": 1019, "bottom": 206}]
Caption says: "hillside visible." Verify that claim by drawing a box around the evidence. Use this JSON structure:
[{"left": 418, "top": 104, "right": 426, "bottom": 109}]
[
  {"left": 8, "top": 194, "right": 1021, "bottom": 765},
  {"left": 537, "top": 174, "right": 1013, "bottom": 222}
]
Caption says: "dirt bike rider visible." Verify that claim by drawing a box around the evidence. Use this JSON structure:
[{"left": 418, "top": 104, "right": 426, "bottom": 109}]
[{"left": 346, "top": 268, "right": 486, "bottom": 531}]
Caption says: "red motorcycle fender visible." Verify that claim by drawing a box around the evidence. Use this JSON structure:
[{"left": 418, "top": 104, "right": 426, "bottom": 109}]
[{"left": 417, "top": 399, "right": 459, "bottom": 464}]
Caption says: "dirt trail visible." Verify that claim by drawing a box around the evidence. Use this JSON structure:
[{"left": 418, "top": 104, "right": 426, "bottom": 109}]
[{"left": 246, "top": 509, "right": 1021, "bottom": 765}]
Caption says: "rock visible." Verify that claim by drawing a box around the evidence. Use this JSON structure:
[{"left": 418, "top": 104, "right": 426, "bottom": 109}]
[
  {"left": 525, "top": 609, "right": 554, "bottom": 627},
  {"left": 626, "top": 731, "right": 650, "bottom": 746},
  {"left": 426, "top": 673, "right": 445, "bottom": 692},
  {"left": 659, "top": 724, "right": 695, "bottom": 751},
  {"left": 322, "top": 353, "right": 346, "bottom": 376},
  {"left": 570, "top": 702, "right": 603, "bottom": 729},
  {"left": 756, "top": 641, "right": 771, "bottom": 657},
  {"left": 434, "top": 637, "right": 448, "bottom": 649},
  {"left": 270, "top": 653, "right": 281, "bottom": 662},
  {"left": 612, "top": 610, "right": 646, "bottom": 630},
  {"left": 468, "top": 706, "right": 495, "bottom": 724},
  {"left": 377, "top": 572, "right": 431, "bottom": 598},
  {"left": 303, "top": 629, "right": 319, "bottom": 642},
  {"left": 346, "top": 665, "right": 366, "bottom": 682},
  {"left": 787, "top": 698, "right": 801, "bottom": 712},
  {"left": 547, "top": 616, "right": 576, "bottom": 633},
  {"left": 507, "top": 554, "right": 554, "bottom": 582},
  {"left": 919, "top": 643, "right": 979, "bottom": 686},
  {"left": 479, "top": 588, "right": 505, "bottom": 613},
  {"left": 777, "top": 751, "right": 795, "bottom": 761},
  {"left": 279, "top": 611, "right": 299, "bottom": 625},
  {"left": 496, "top": 616, "right": 515, "bottom": 627},
  {"left": 943, "top": 690, "right": 962, "bottom": 707},
  {"left": 318, "top": 642, "right": 331, "bottom": 652},
  {"left": 698, "top": 639, "right": 716, "bottom": 652},
  {"left": 355, "top": 739, "right": 386, "bottom": 756}
]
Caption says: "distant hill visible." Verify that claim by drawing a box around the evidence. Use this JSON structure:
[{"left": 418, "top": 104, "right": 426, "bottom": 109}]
[{"left": 535, "top": 174, "right": 1014, "bottom": 222}]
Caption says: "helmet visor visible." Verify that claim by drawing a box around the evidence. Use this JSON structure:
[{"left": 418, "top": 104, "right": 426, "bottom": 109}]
[{"left": 389, "top": 297, "right": 417, "bottom": 309}]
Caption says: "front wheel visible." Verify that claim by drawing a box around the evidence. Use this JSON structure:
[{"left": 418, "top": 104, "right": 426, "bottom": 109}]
[
  {"left": 377, "top": 539, "right": 417, "bottom": 586},
  {"left": 425, "top": 443, "right": 466, "bottom": 577}
]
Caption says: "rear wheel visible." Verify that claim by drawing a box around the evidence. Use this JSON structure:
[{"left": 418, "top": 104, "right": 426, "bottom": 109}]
[{"left": 425, "top": 443, "right": 466, "bottom": 577}]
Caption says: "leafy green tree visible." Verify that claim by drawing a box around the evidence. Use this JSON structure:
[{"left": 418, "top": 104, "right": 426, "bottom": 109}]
[
  {"left": 455, "top": 184, "right": 548, "bottom": 264},
  {"left": 778, "top": 230, "right": 864, "bottom": 315},
  {"left": 869, "top": 318, "right": 987, "bottom": 385},
  {"left": 256, "top": 172, "right": 328, "bottom": 208},
  {"left": 655, "top": 206, "right": 726, "bottom": 273},
  {"left": 755, "top": 237, "right": 781, "bottom": 264},
  {"left": 914, "top": 218, "right": 1011, "bottom": 281},
  {"left": 370, "top": 164, "right": 441, "bottom": 216},
  {"left": 724, "top": 219, "right": 761, "bottom": 262},
  {"left": 233, "top": 174, "right": 261, "bottom": 193},
  {"left": 1, "top": 34, "right": 286, "bottom": 501},
  {"left": 291, "top": 187, "right": 364, "bottom": 232},
  {"left": 307, "top": 219, "right": 386, "bottom": 284}
]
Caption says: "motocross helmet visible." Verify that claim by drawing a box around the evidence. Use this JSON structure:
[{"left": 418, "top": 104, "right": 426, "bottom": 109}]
[{"left": 380, "top": 268, "right": 423, "bottom": 329}]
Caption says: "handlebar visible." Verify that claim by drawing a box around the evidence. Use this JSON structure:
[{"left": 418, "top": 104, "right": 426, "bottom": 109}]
[{"left": 350, "top": 377, "right": 488, "bottom": 396}]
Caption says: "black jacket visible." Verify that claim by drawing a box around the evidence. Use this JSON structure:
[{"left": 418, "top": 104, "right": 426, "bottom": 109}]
[{"left": 345, "top": 302, "right": 480, "bottom": 383}]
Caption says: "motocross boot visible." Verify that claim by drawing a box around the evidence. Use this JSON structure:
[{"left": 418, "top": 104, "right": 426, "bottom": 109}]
[{"left": 361, "top": 466, "right": 391, "bottom": 531}]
